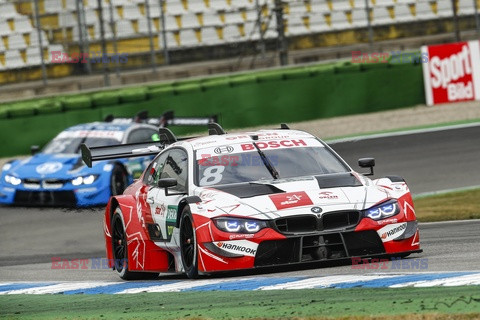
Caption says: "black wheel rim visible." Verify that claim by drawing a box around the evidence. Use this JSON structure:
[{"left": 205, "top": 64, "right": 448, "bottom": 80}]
[
  {"left": 112, "top": 169, "right": 126, "bottom": 195},
  {"left": 112, "top": 215, "right": 126, "bottom": 273},
  {"left": 181, "top": 215, "right": 195, "bottom": 269}
]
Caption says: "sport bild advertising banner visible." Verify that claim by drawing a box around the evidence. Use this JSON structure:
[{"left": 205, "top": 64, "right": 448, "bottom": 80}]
[{"left": 421, "top": 40, "right": 480, "bottom": 106}]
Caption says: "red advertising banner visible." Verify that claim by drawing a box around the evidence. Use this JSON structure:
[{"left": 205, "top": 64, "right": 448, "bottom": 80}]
[{"left": 421, "top": 40, "right": 480, "bottom": 106}]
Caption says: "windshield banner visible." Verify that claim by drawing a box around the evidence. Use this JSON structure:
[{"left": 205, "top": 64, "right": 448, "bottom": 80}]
[{"left": 196, "top": 138, "right": 323, "bottom": 160}]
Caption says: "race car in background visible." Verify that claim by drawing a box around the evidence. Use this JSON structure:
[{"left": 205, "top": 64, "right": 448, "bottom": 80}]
[
  {"left": 0, "top": 111, "right": 217, "bottom": 207},
  {"left": 81, "top": 123, "right": 422, "bottom": 279}
]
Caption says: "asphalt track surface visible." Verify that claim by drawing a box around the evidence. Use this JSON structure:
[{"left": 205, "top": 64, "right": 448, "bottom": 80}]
[{"left": 0, "top": 125, "right": 479, "bottom": 282}]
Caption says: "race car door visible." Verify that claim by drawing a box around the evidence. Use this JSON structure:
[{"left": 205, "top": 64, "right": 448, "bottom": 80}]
[{"left": 147, "top": 148, "right": 188, "bottom": 243}]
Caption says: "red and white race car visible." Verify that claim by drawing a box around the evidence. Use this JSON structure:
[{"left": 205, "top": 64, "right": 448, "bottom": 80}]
[{"left": 82, "top": 123, "right": 422, "bottom": 279}]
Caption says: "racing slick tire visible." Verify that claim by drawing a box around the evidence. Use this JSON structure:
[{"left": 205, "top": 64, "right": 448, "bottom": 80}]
[
  {"left": 110, "top": 164, "right": 128, "bottom": 196},
  {"left": 180, "top": 207, "right": 199, "bottom": 279},
  {"left": 111, "top": 208, "right": 158, "bottom": 280}
]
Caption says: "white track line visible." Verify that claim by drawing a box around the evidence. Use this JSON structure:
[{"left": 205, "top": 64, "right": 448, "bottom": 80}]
[
  {"left": 0, "top": 282, "right": 118, "bottom": 295},
  {"left": 257, "top": 274, "right": 398, "bottom": 290},
  {"left": 117, "top": 278, "right": 239, "bottom": 294},
  {"left": 390, "top": 273, "right": 480, "bottom": 288},
  {"left": 327, "top": 122, "right": 480, "bottom": 144}
]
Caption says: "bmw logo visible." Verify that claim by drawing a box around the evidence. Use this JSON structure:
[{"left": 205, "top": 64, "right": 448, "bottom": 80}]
[
  {"left": 311, "top": 206, "right": 322, "bottom": 214},
  {"left": 36, "top": 162, "right": 63, "bottom": 175}
]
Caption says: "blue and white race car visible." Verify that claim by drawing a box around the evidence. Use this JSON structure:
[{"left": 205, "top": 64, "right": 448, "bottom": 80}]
[{"left": 0, "top": 111, "right": 217, "bottom": 207}]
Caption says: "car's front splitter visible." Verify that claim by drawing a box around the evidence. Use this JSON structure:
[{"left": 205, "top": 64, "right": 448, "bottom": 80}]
[
  {"left": 0, "top": 184, "right": 111, "bottom": 207},
  {"left": 198, "top": 228, "right": 421, "bottom": 273}
]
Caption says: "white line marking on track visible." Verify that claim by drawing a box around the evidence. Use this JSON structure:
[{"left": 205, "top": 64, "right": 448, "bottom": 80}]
[
  {"left": 390, "top": 273, "right": 480, "bottom": 288},
  {"left": 257, "top": 274, "right": 398, "bottom": 290},
  {"left": 327, "top": 122, "right": 480, "bottom": 144},
  {"left": 117, "top": 278, "right": 239, "bottom": 294},
  {"left": 0, "top": 282, "right": 118, "bottom": 295}
]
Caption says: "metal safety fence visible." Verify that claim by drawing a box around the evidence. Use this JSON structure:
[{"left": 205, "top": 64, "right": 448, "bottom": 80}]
[{"left": 0, "top": 0, "right": 479, "bottom": 86}]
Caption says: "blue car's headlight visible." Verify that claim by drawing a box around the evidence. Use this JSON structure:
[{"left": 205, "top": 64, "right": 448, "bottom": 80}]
[
  {"left": 5, "top": 175, "right": 21, "bottom": 186},
  {"left": 213, "top": 218, "right": 267, "bottom": 234},
  {"left": 365, "top": 199, "right": 400, "bottom": 220},
  {"left": 72, "top": 175, "right": 98, "bottom": 186},
  {"left": 2, "top": 163, "right": 12, "bottom": 172}
]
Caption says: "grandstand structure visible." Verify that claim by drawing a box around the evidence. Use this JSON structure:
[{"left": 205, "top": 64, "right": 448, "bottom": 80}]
[{"left": 0, "top": 0, "right": 478, "bottom": 85}]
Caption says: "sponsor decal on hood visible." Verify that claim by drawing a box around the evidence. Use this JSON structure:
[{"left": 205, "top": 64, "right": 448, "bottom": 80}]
[
  {"left": 269, "top": 191, "right": 313, "bottom": 210},
  {"left": 36, "top": 162, "right": 63, "bottom": 175},
  {"left": 378, "top": 222, "right": 407, "bottom": 242},
  {"left": 317, "top": 190, "right": 349, "bottom": 204},
  {"left": 213, "top": 240, "right": 258, "bottom": 257}
]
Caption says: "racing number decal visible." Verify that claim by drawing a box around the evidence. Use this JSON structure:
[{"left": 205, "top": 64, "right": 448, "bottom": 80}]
[{"left": 200, "top": 166, "right": 225, "bottom": 186}]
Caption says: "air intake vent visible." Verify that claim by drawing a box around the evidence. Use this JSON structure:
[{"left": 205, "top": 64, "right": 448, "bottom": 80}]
[
  {"left": 322, "top": 211, "right": 360, "bottom": 230},
  {"left": 275, "top": 215, "right": 318, "bottom": 233}
]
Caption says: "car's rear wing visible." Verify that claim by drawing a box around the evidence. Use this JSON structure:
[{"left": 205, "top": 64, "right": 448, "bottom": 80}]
[
  {"left": 106, "top": 110, "right": 218, "bottom": 127},
  {"left": 81, "top": 141, "right": 165, "bottom": 168},
  {"left": 81, "top": 121, "right": 231, "bottom": 168},
  {"left": 81, "top": 127, "right": 195, "bottom": 167}
]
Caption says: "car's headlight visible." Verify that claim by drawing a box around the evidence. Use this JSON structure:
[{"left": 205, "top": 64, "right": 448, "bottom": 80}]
[
  {"left": 2, "top": 163, "right": 12, "bottom": 171},
  {"left": 72, "top": 175, "right": 98, "bottom": 186},
  {"left": 213, "top": 218, "right": 267, "bottom": 234},
  {"left": 5, "top": 175, "right": 21, "bottom": 186},
  {"left": 365, "top": 199, "right": 400, "bottom": 220}
]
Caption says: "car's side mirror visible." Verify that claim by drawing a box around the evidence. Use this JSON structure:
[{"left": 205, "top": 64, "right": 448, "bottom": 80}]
[
  {"left": 157, "top": 178, "right": 177, "bottom": 189},
  {"left": 157, "top": 178, "right": 178, "bottom": 196},
  {"left": 358, "top": 158, "right": 375, "bottom": 176},
  {"left": 31, "top": 145, "right": 40, "bottom": 155}
]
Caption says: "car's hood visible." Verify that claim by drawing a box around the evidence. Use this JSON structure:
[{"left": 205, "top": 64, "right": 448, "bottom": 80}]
[
  {"left": 193, "top": 173, "right": 391, "bottom": 220},
  {"left": 5, "top": 153, "right": 94, "bottom": 179}
]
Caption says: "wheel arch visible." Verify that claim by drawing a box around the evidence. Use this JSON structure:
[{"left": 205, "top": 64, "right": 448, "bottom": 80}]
[
  {"left": 175, "top": 196, "right": 202, "bottom": 228},
  {"left": 109, "top": 161, "right": 132, "bottom": 196},
  {"left": 108, "top": 195, "right": 170, "bottom": 273}
]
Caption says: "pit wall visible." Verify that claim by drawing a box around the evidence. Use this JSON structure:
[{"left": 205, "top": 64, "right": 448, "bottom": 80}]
[{"left": 0, "top": 61, "right": 424, "bottom": 157}]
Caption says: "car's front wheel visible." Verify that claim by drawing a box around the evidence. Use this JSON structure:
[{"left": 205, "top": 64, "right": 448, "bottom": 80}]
[
  {"left": 180, "top": 207, "right": 199, "bottom": 279},
  {"left": 111, "top": 208, "right": 158, "bottom": 280}
]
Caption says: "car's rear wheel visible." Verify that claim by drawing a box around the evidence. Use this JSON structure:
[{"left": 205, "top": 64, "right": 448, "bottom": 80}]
[
  {"left": 111, "top": 208, "right": 158, "bottom": 280},
  {"left": 110, "top": 165, "right": 127, "bottom": 196},
  {"left": 180, "top": 207, "right": 199, "bottom": 279}
]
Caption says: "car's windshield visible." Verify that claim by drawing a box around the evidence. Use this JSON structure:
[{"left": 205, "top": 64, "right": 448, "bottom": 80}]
[
  {"left": 43, "top": 130, "right": 123, "bottom": 154},
  {"left": 195, "top": 138, "right": 349, "bottom": 186}
]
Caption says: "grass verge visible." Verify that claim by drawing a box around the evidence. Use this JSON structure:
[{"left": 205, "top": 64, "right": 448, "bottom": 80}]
[
  {"left": 413, "top": 188, "right": 480, "bottom": 222},
  {"left": 1, "top": 286, "right": 480, "bottom": 320}
]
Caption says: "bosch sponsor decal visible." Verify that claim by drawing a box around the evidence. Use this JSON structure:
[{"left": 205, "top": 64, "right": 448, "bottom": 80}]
[
  {"left": 213, "top": 240, "right": 258, "bottom": 257},
  {"left": 36, "top": 162, "right": 63, "bottom": 175},
  {"left": 196, "top": 138, "right": 323, "bottom": 159},
  {"left": 240, "top": 139, "right": 307, "bottom": 151},
  {"left": 422, "top": 40, "right": 480, "bottom": 105},
  {"left": 269, "top": 191, "right": 313, "bottom": 210},
  {"left": 377, "top": 222, "right": 407, "bottom": 242}
]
